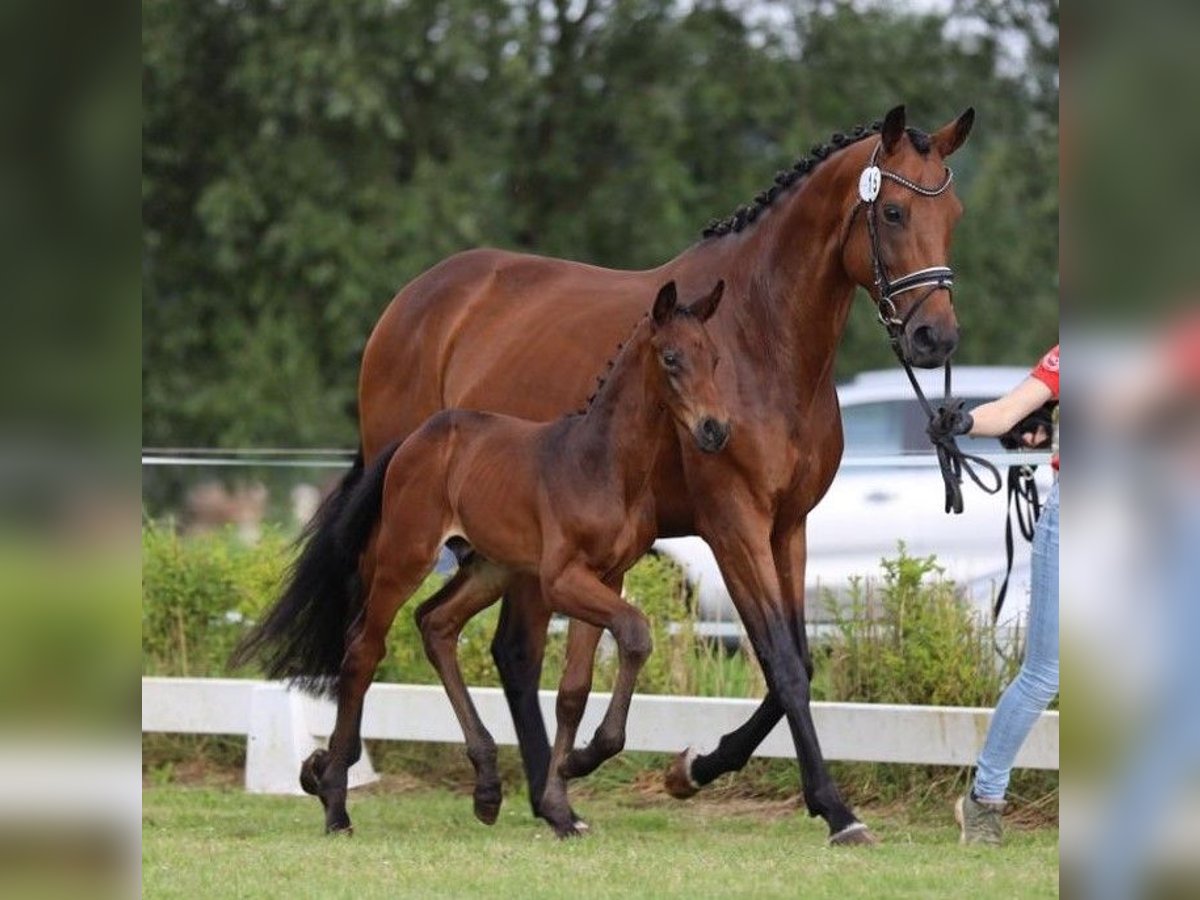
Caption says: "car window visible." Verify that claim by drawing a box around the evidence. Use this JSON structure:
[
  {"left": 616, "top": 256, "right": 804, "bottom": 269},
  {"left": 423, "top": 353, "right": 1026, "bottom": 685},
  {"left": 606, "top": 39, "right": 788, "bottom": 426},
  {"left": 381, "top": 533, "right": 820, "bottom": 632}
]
[{"left": 841, "top": 401, "right": 902, "bottom": 456}]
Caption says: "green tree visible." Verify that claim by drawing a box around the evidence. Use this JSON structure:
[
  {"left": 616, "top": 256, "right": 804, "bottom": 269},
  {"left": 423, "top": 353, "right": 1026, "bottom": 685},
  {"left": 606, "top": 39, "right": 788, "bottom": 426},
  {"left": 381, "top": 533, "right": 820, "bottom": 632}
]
[{"left": 143, "top": 0, "right": 1058, "bottom": 447}]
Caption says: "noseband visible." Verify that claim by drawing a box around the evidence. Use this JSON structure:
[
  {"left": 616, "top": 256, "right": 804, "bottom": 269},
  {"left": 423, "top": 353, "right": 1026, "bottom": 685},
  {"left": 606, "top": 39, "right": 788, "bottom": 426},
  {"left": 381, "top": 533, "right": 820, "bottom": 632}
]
[{"left": 850, "top": 140, "right": 1000, "bottom": 515}]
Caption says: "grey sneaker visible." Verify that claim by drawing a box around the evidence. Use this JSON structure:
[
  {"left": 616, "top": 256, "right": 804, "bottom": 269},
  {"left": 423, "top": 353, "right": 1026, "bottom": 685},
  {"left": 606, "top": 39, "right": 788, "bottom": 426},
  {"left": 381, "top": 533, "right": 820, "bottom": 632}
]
[{"left": 955, "top": 794, "right": 1004, "bottom": 846}]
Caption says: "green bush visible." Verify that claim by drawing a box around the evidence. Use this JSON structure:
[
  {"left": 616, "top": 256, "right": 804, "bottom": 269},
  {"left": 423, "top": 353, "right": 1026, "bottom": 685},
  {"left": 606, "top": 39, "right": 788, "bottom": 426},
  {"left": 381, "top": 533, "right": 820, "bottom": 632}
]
[
  {"left": 816, "top": 544, "right": 1021, "bottom": 707},
  {"left": 142, "top": 520, "right": 292, "bottom": 677},
  {"left": 141, "top": 526, "right": 1019, "bottom": 708}
]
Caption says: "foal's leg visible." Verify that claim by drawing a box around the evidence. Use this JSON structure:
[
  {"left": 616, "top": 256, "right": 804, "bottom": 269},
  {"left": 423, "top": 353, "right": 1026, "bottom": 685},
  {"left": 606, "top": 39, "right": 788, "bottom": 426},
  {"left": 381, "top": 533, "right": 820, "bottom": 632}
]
[
  {"left": 540, "top": 565, "right": 651, "bottom": 837},
  {"left": 539, "top": 618, "right": 603, "bottom": 837},
  {"left": 316, "top": 532, "right": 440, "bottom": 834},
  {"left": 415, "top": 558, "right": 510, "bottom": 825}
]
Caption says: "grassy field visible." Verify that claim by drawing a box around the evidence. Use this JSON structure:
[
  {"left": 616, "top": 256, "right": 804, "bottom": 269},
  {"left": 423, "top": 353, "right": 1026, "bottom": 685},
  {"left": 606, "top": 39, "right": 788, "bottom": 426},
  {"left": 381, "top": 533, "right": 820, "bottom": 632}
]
[{"left": 142, "top": 780, "right": 1059, "bottom": 899}]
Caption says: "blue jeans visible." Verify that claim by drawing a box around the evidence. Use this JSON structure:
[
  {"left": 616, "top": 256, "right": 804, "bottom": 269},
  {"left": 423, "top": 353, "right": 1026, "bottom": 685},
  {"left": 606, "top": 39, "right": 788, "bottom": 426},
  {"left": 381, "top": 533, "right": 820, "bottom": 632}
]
[{"left": 974, "top": 480, "right": 1059, "bottom": 802}]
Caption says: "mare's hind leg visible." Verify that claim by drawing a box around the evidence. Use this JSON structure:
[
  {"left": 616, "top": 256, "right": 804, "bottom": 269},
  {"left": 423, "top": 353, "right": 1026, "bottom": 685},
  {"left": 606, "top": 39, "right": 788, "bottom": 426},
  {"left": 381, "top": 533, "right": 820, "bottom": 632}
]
[
  {"left": 490, "top": 578, "right": 554, "bottom": 820},
  {"left": 317, "top": 524, "right": 444, "bottom": 834},
  {"left": 416, "top": 558, "right": 511, "bottom": 825},
  {"left": 540, "top": 565, "right": 651, "bottom": 837}
]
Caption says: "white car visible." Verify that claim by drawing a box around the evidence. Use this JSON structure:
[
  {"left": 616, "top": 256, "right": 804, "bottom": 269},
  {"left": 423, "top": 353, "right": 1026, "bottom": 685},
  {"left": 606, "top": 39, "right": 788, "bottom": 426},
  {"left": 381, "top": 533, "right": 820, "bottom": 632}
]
[{"left": 654, "top": 366, "right": 1054, "bottom": 634}]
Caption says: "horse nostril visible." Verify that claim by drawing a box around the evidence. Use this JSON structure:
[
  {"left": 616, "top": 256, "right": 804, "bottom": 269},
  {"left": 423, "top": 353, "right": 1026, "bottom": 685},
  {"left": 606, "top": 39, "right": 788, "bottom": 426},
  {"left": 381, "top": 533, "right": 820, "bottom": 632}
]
[
  {"left": 697, "top": 418, "right": 729, "bottom": 452},
  {"left": 912, "top": 325, "right": 936, "bottom": 352}
]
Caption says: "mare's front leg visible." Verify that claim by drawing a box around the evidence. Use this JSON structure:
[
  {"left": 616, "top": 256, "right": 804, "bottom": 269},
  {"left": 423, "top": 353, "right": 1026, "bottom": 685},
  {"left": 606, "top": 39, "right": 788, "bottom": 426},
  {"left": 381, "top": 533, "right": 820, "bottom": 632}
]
[
  {"left": 540, "top": 565, "right": 651, "bottom": 837},
  {"left": 664, "top": 522, "right": 807, "bottom": 800},
  {"left": 681, "top": 505, "right": 868, "bottom": 844},
  {"left": 415, "top": 559, "right": 510, "bottom": 824}
]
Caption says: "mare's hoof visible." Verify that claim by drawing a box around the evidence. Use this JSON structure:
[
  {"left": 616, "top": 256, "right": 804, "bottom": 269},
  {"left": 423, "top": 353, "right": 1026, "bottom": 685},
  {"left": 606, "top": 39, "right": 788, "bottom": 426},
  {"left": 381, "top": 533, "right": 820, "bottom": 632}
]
[
  {"left": 325, "top": 824, "right": 354, "bottom": 837},
  {"left": 473, "top": 783, "right": 503, "bottom": 826},
  {"left": 299, "top": 749, "right": 328, "bottom": 796},
  {"left": 551, "top": 817, "right": 589, "bottom": 839},
  {"left": 663, "top": 747, "right": 700, "bottom": 800},
  {"left": 829, "top": 822, "right": 878, "bottom": 846}
]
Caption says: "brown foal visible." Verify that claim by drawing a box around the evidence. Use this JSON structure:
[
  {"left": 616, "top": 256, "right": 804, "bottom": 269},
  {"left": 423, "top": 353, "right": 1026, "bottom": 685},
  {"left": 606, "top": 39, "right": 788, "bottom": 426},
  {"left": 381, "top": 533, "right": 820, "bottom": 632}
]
[{"left": 304, "top": 280, "right": 728, "bottom": 837}]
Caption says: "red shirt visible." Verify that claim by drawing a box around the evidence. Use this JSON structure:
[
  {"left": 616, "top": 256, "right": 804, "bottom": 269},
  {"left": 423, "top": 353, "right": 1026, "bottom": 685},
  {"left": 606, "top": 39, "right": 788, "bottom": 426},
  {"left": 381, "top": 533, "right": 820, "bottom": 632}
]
[
  {"left": 1030, "top": 345, "right": 1059, "bottom": 469},
  {"left": 1031, "top": 344, "right": 1060, "bottom": 399}
]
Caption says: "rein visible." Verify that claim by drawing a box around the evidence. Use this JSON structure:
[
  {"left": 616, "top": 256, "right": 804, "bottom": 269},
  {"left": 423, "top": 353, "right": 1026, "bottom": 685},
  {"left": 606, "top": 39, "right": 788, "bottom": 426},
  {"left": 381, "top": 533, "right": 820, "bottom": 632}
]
[{"left": 853, "top": 142, "right": 1002, "bottom": 514}]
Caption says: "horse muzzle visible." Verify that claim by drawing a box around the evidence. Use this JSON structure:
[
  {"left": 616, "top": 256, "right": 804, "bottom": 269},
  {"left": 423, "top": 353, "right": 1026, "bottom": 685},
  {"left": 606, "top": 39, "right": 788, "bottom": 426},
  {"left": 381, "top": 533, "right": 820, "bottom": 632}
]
[{"left": 902, "top": 323, "right": 959, "bottom": 369}]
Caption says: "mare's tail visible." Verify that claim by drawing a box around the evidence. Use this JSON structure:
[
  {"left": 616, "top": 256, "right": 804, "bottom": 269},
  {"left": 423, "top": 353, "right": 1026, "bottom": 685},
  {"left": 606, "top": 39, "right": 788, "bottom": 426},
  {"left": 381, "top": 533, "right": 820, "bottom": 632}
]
[{"left": 230, "top": 442, "right": 402, "bottom": 697}]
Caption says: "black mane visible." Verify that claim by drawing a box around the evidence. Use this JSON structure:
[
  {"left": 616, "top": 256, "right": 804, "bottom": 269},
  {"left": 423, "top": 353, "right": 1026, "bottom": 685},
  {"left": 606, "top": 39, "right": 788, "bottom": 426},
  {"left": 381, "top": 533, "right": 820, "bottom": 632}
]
[{"left": 702, "top": 119, "right": 886, "bottom": 239}]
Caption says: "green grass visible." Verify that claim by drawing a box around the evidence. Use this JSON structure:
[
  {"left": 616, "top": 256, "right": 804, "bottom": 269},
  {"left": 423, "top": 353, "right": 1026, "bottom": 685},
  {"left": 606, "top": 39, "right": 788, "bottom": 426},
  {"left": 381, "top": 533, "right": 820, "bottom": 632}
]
[{"left": 142, "top": 783, "right": 1059, "bottom": 899}]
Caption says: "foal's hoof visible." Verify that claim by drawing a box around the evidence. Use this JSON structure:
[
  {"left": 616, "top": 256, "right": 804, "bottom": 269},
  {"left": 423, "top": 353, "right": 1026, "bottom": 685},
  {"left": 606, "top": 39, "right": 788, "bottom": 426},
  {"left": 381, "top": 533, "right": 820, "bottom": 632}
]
[
  {"left": 299, "top": 749, "right": 328, "bottom": 796},
  {"left": 473, "top": 782, "right": 503, "bottom": 826},
  {"left": 829, "top": 822, "right": 878, "bottom": 846},
  {"left": 663, "top": 747, "right": 700, "bottom": 800}
]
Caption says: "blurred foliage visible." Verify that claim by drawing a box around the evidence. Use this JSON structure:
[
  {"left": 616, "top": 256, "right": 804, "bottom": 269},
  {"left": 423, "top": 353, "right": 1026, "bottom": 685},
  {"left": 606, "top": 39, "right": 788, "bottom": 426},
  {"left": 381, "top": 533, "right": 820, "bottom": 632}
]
[
  {"left": 0, "top": 535, "right": 134, "bottom": 731},
  {"left": 143, "top": 0, "right": 1058, "bottom": 448}
]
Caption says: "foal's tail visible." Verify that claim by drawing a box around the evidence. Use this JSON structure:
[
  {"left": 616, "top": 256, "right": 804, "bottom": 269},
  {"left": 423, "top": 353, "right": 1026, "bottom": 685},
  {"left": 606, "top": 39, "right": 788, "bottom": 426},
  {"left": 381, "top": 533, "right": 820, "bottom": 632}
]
[{"left": 230, "top": 442, "right": 402, "bottom": 697}]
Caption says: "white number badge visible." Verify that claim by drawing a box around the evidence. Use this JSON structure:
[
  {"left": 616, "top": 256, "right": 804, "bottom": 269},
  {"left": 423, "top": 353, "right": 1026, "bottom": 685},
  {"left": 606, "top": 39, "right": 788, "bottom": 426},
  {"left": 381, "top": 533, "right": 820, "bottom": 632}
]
[{"left": 858, "top": 166, "right": 881, "bottom": 202}]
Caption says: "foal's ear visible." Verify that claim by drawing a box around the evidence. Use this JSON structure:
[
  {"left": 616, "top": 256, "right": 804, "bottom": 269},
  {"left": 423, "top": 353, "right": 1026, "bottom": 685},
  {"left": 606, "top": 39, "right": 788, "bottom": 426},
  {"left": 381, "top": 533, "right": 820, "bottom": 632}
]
[
  {"left": 687, "top": 279, "right": 724, "bottom": 323},
  {"left": 932, "top": 107, "right": 975, "bottom": 158},
  {"left": 881, "top": 104, "right": 907, "bottom": 156},
  {"left": 652, "top": 281, "right": 678, "bottom": 325}
]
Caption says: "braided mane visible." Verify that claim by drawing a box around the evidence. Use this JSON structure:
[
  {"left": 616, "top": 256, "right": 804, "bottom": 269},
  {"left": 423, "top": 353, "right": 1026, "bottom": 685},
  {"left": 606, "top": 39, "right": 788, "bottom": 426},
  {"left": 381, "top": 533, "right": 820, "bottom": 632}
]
[
  {"left": 701, "top": 119, "right": 888, "bottom": 239},
  {"left": 572, "top": 313, "right": 652, "bottom": 416}
]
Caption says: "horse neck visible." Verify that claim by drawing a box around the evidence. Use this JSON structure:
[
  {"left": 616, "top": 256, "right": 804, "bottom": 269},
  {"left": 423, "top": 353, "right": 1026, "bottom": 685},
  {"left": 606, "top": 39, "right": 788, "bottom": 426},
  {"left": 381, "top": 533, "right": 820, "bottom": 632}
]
[
  {"left": 685, "top": 150, "right": 864, "bottom": 403},
  {"left": 578, "top": 326, "right": 671, "bottom": 491}
]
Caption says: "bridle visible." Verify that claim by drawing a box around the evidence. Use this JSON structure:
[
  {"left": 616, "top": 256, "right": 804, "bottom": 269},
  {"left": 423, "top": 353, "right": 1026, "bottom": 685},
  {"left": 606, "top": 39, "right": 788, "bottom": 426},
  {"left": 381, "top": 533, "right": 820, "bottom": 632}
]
[
  {"left": 858, "top": 141, "right": 955, "bottom": 332},
  {"left": 849, "top": 139, "right": 1001, "bottom": 515}
]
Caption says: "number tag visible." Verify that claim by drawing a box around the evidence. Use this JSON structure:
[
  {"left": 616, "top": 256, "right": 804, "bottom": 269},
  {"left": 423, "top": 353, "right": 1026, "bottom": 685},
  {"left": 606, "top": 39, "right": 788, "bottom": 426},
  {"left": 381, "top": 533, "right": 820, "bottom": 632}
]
[{"left": 858, "top": 166, "right": 881, "bottom": 202}]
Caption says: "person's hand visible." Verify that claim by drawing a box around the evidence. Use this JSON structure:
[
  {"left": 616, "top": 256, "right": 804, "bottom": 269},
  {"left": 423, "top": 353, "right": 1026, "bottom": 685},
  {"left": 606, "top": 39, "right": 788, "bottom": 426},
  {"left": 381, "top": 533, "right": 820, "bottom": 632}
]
[
  {"left": 998, "top": 401, "right": 1056, "bottom": 450},
  {"left": 926, "top": 398, "right": 974, "bottom": 442}
]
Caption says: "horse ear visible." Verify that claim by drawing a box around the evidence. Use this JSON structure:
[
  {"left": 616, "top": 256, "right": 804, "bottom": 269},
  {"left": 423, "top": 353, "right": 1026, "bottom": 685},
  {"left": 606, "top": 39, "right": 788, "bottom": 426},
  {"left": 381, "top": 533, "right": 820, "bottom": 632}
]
[
  {"left": 881, "top": 104, "right": 907, "bottom": 155},
  {"left": 652, "top": 281, "right": 678, "bottom": 325},
  {"left": 687, "top": 279, "right": 724, "bottom": 323},
  {"left": 932, "top": 107, "right": 975, "bottom": 158}
]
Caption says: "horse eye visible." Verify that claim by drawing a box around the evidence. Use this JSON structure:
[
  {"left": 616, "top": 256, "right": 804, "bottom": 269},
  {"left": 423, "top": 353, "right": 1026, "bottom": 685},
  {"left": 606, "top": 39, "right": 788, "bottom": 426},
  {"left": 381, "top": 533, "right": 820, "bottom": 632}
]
[
  {"left": 883, "top": 204, "right": 903, "bottom": 224},
  {"left": 662, "top": 351, "right": 680, "bottom": 370}
]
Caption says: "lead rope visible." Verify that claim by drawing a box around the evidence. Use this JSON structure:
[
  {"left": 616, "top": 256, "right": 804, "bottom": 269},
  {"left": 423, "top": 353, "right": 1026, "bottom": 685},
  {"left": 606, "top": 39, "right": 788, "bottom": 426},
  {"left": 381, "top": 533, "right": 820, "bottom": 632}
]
[
  {"left": 886, "top": 330, "right": 1001, "bottom": 514},
  {"left": 993, "top": 464, "right": 1040, "bottom": 620}
]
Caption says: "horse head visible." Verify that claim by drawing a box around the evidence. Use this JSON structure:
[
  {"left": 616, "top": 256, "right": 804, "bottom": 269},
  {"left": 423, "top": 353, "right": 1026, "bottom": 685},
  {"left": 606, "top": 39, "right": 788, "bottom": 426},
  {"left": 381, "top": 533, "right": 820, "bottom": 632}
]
[
  {"left": 649, "top": 280, "right": 731, "bottom": 453},
  {"left": 842, "top": 105, "right": 975, "bottom": 368}
]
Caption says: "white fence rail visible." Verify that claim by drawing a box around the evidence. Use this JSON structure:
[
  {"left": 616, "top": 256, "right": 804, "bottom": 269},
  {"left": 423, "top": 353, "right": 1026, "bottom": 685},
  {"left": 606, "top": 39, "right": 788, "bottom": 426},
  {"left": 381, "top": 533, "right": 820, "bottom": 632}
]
[{"left": 142, "top": 677, "right": 1058, "bottom": 795}]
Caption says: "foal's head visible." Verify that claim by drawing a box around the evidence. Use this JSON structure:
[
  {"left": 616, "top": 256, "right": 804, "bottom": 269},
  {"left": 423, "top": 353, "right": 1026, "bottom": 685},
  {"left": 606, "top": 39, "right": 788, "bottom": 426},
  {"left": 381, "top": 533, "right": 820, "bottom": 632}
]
[{"left": 649, "top": 280, "right": 730, "bottom": 454}]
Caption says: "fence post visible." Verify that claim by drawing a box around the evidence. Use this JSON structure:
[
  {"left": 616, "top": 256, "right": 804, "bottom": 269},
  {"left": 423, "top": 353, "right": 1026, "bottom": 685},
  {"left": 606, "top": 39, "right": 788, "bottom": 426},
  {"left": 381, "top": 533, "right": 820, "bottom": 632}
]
[{"left": 245, "top": 683, "right": 378, "bottom": 795}]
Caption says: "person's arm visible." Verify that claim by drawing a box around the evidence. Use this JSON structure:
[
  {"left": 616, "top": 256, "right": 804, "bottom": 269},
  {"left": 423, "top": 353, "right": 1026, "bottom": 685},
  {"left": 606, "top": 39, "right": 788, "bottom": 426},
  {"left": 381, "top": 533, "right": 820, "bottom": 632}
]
[{"left": 965, "top": 376, "right": 1055, "bottom": 438}]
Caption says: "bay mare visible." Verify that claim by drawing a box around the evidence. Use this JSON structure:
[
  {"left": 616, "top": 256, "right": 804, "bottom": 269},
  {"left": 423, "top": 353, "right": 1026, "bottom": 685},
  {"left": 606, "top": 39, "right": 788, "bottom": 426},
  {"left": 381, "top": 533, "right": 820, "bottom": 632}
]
[
  {"left": 235, "top": 105, "right": 976, "bottom": 845},
  {"left": 297, "top": 282, "right": 729, "bottom": 836}
]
